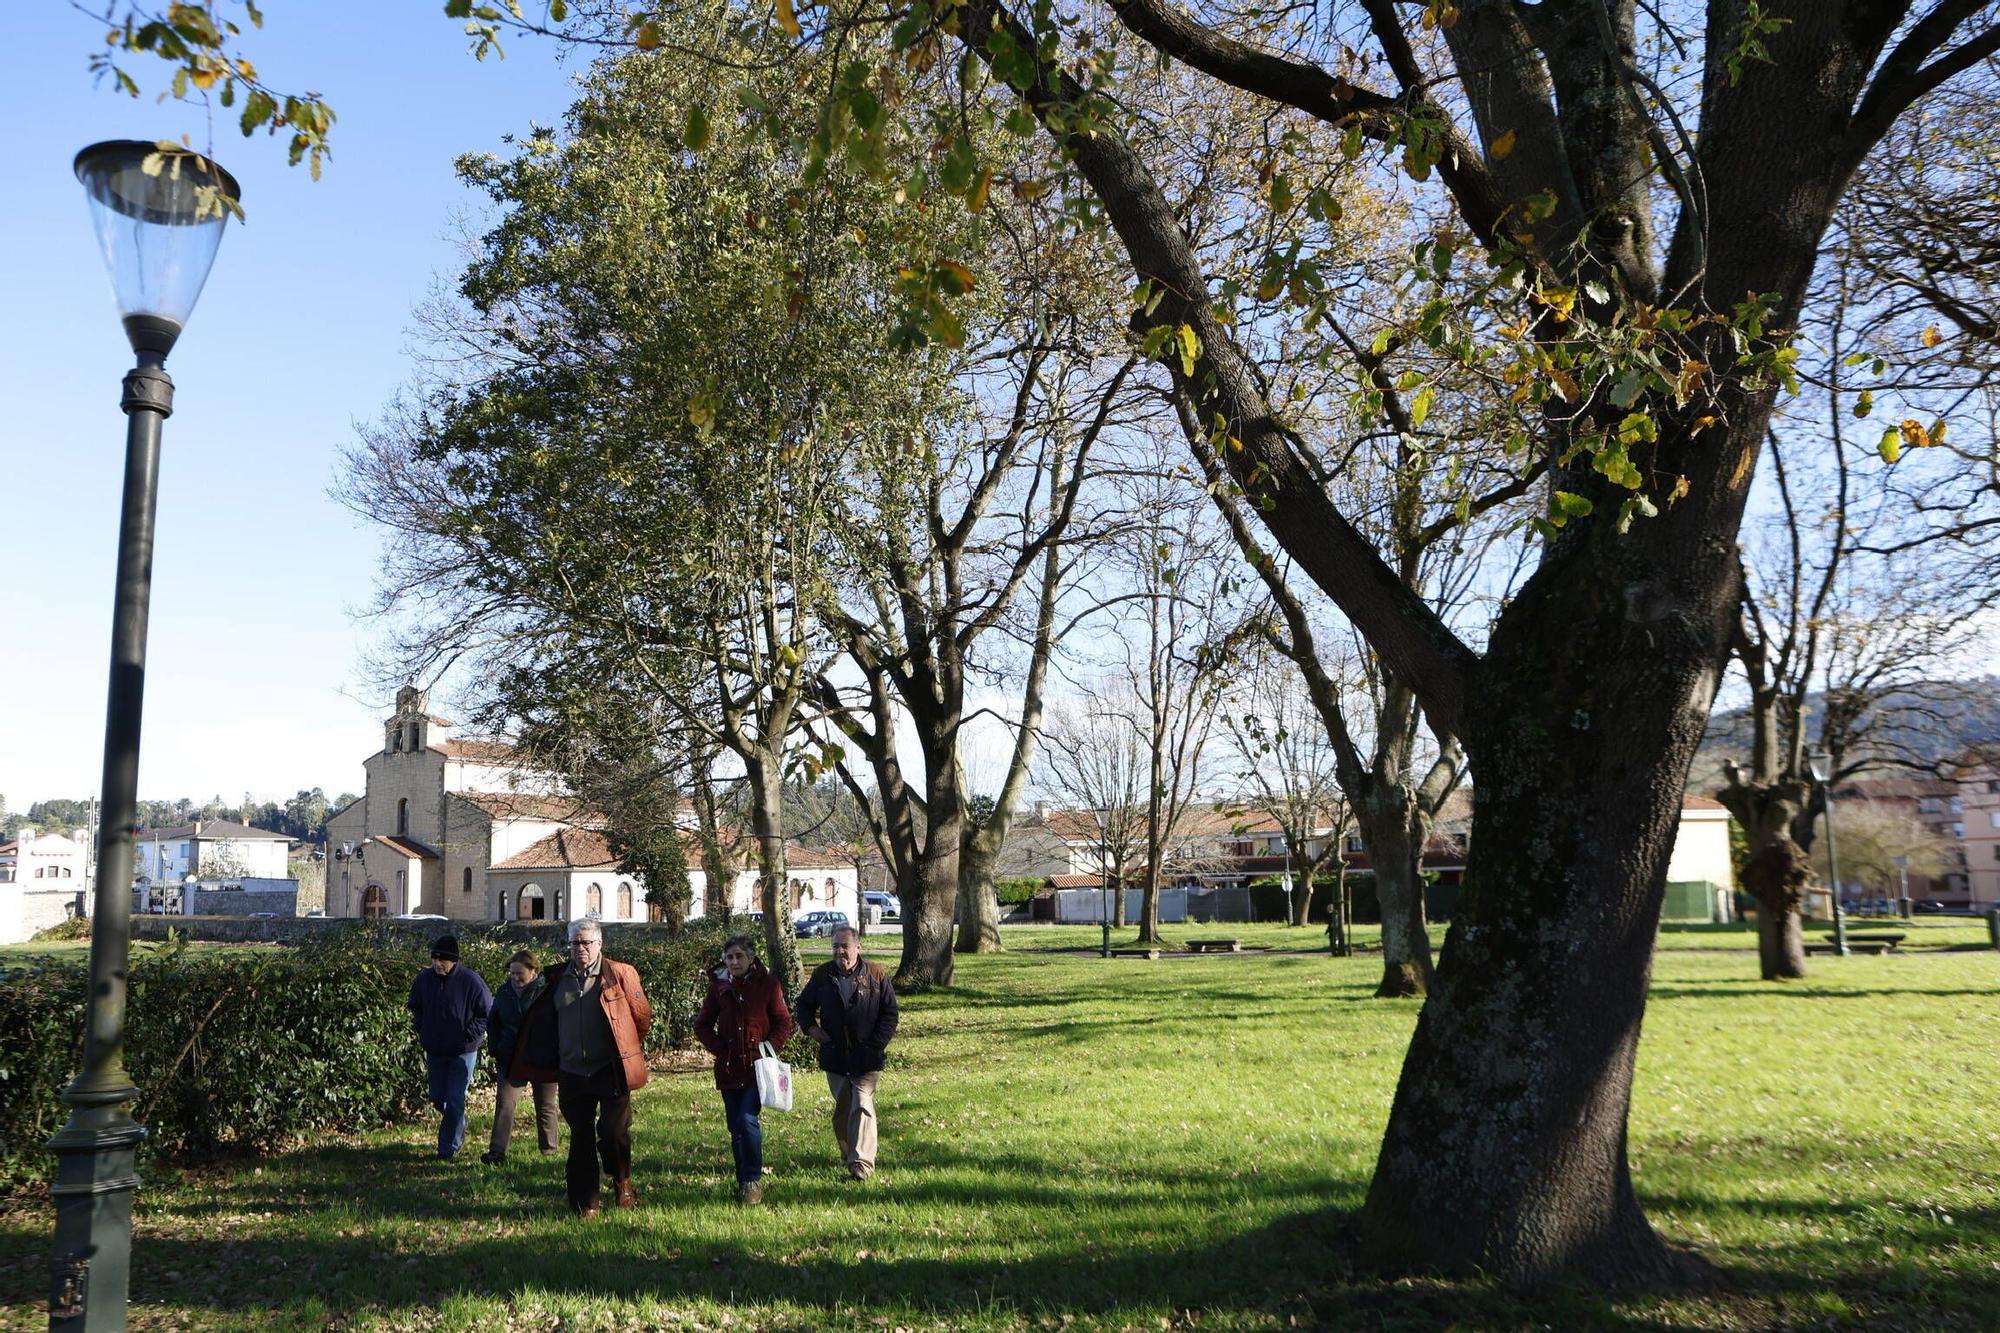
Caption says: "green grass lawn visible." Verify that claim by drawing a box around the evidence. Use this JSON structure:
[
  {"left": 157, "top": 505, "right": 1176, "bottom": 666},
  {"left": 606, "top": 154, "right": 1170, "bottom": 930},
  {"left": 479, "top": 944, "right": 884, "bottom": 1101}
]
[{"left": 2, "top": 928, "right": 1996, "bottom": 1331}]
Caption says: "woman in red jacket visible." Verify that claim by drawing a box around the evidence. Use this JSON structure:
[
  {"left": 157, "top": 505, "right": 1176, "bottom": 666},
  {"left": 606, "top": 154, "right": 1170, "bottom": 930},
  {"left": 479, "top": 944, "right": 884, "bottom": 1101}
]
[{"left": 694, "top": 933, "right": 794, "bottom": 1203}]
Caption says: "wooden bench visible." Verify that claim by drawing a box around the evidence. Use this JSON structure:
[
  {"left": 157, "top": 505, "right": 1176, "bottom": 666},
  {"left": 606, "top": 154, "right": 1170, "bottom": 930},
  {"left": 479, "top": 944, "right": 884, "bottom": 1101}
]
[
  {"left": 1804, "top": 941, "right": 1894, "bottom": 956},
  {"left": 1109, "top": 947, "right": 1161, "bottom": 960},
  {"left": 1823, "top": 932, "right": 1905, "bottom": 951},
  {"left": 1186, "top": 939, "right": 1242, "bottom": 953}
]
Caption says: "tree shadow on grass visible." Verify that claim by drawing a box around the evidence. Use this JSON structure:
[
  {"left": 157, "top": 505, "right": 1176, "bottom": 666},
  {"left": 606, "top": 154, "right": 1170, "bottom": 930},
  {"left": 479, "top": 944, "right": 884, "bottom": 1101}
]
[
  {"left": 0, "top": 1199, "right": 1750, "bottom": 1331},
  {"left": 1645, "top": 984, "right": 2000, "bottom": 1000},
  {"left": 9, "top": 1161, "right": 1991, "bottom": 1329}
]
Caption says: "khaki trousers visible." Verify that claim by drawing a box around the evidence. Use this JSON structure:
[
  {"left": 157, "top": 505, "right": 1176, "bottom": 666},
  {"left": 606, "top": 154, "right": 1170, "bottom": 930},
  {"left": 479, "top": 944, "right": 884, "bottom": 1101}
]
[
  {"left": 825, "top": 1071, "right": 880, "bottom": 1177},
  {"left": 489, "top": 1077, "right": 560, "bottom": 1157}
]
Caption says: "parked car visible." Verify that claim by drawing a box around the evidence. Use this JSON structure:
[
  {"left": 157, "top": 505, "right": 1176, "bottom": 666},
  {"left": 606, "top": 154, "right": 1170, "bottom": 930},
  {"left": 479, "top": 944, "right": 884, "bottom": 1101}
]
[
  {"left": 393, "top": 912, "right": 449, "bottom": 922},
  {"left": 863, "top": 890, "right": 902, "bottom": 920},
  {"left": 1913, "top": 899, "right": 1948, "bottom": 914},
  {"left": 792, "top": 909, "right": 853, "bottom": 938}
]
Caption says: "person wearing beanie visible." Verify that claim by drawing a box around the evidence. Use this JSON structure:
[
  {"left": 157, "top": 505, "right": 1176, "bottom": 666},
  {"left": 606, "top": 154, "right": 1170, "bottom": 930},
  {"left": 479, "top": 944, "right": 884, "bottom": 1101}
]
[{"left": 408, "top": 933, "right": 492, "bottom": 1160}]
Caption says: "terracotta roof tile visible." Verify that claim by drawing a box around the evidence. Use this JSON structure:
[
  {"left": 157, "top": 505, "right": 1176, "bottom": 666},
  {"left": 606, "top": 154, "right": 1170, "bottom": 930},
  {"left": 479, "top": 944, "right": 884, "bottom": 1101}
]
[
  {"left": 136, "top": 819, "right": 291, "bottom": 843},
  {"left": 492, "top": 827, "right": 620, "bottom": 871},
  {"left": 452, "top": 791, "right": 604, "bottom": 824},
  {"left": 438, "top": 739, "right": 523, "bottom": 762}
]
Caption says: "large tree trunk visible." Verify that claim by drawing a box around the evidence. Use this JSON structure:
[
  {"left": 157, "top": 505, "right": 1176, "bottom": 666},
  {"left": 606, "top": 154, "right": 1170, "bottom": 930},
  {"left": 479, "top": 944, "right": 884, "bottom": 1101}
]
[
  {"left": 744, "top": 753, "right": 801, "bottom": 988},
  {"left": 1137, "top": 868, "right": 1164, "bottom": 944},
  {"left": 1356, "top": 799, "right": 1435, "bottom": 998},
  {"left": 1717, "top": 776, "right": 1814, "bottom": 981},
  {"left": 1288, "top": 847, "right": 1313, "bottom": 927},
  {"left": 955, "top": 839, "right": 1005, "bottom": 953},
  {"left": 897, "top": 727, "right": 963, "bottom": 987},
  {"left": 1362, "top": 510, "right": 1736, "bottom": 1285}
]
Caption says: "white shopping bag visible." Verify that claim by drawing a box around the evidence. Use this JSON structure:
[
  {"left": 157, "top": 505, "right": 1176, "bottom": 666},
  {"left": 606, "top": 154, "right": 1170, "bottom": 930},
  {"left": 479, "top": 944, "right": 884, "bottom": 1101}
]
[{"left": 753, "top": 1040, "right": 794, "bottom": 1113}]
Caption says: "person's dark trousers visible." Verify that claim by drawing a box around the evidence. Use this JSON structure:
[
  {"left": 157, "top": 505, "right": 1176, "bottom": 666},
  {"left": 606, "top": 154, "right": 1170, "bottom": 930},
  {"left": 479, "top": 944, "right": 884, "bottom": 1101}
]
[
  {"left": 426, "top": 1050, "right": 478, "bottom": 1159},
  {"left": 720, "top": 1085, "right": 764, "bottom": 1186},
  {"left": 558, "top": 1064, "right": 632, "bottom": 1211}
]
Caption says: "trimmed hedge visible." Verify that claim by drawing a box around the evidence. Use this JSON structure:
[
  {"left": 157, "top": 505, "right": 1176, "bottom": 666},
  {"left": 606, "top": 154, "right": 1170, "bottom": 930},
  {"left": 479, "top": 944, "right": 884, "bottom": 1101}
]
[
  {"left": 0, "top": 921, "right": 813, "bottom": 1185},
  {"left": 994, "top": 877, "right": 1044, "bottom": 906}
]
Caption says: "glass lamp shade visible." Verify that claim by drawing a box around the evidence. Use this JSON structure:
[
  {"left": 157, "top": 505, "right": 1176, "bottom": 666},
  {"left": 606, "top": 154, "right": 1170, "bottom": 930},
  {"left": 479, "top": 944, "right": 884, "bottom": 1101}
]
[
  {"left": 1806, "top": 751, "right": 1832, "bottom": 783},
  {"left": 74, "top": 140, "right": 241, "bottom": 357}
]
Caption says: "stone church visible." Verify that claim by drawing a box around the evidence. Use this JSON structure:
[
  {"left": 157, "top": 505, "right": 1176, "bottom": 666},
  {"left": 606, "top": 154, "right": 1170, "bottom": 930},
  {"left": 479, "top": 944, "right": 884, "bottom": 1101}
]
[{"left": 324, "top": 687, "right": 858, "bottom": 924}]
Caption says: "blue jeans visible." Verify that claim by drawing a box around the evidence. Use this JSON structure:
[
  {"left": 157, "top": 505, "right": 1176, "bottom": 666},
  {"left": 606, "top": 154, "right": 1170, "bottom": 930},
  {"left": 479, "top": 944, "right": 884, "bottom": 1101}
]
[
  {"left": 721, "top": 1084, "right": 763, "bottom": 1185},
  {"left": 426, "top": 1050, "right": 478, "bottom": 1158}
]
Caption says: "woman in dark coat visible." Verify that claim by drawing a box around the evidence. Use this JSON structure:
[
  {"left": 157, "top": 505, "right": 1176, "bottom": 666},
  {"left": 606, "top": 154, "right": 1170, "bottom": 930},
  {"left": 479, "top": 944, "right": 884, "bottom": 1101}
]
[
  {"left": 482, "top": 949, "right": 559, "bottom": 1162},
  {"left": 693, "top": 933, "right": 794, "bottom": 1203}
]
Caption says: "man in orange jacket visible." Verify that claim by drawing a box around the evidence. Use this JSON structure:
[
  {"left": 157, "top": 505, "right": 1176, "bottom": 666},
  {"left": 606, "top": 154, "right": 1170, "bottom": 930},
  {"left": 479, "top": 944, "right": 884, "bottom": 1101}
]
[{"left": 508, "top": 918, "right": 653, "bottom": 1215}]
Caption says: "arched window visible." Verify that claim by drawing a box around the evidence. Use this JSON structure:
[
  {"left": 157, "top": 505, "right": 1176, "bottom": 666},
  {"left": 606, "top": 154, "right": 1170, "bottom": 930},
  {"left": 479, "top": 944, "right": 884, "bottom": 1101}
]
[
  {"left": 518, "top": 883, "right": 546, "bottom": 920},
  {"left": 586, "top": 884, "right": 602, "bottom": 915},
  {"left": 617, "top": 881, "right": 633, "bottom": 919},
  {"left": 397, "top": 799, "right": 409, "bottom": 837},
  {"left": 462, "top": 866, "right": 473, "bottom": 895},
  {"left": 361, "top": 884, "right": 387, "bottom": 918}
]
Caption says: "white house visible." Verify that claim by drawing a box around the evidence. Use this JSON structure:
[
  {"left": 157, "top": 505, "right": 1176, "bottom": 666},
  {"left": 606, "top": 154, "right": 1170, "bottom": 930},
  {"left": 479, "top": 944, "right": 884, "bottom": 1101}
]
[
  {"left": 135, "top": 819, "right": 292, "bottom": 884},
  {"left": 325, "top": 686, "right": 858, "bottom": 923},
  {"left": 0, "top": 829, "right": 91, "bottom": 944}
]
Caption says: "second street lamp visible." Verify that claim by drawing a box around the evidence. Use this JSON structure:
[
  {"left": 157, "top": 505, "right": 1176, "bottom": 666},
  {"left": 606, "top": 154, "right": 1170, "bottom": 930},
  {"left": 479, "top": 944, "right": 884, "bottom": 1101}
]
[
  {"left": 50, "top": 140, "right": 239, "bottom": 1333},
  {"left": 1806, "top": 749, "right": 1849, "bottom": 959}
]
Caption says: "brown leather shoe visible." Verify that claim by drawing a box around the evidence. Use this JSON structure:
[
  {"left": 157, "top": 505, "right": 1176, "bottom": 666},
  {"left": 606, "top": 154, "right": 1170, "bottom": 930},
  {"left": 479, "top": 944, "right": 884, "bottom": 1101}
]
[{"left": 613, "top": 1178, "right": 638, "bottom": 1209}]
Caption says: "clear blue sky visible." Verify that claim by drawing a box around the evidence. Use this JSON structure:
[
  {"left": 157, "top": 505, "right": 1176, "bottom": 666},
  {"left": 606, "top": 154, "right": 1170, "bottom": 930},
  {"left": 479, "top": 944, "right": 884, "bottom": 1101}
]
[{"left": 1, "top": 5, "right": 583, "bottom": 810}]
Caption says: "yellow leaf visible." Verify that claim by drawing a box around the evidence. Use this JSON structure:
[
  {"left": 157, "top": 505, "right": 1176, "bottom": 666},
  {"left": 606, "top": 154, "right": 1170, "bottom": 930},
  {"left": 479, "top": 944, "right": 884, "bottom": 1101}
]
[
  {"left": 1899, "top": 418, "right": 1929, "bottom": 449},
  {"left": 1548, "top": 367, "right": 1579, "bottom": 402},
  {"left": 634, "top": 21, "right": 661, "bottom": 49},
  {"left": 967, "top": 167, "right": 992, "bottom": 214},
  {"left": 1174, "top": 323, "right": 1201, "bottom": 377},
  {"left": 189, "top": 64, "right": 220, "bottom": 91},
  {"left": 1490, "top": 129, "right": 1518, "bottom": 160},
  {"left": 775, "top": 0, "right": 802, "bottom": 39},
  {"left": 1921, "top": 324, "right": 1943, "bottom": 349}
]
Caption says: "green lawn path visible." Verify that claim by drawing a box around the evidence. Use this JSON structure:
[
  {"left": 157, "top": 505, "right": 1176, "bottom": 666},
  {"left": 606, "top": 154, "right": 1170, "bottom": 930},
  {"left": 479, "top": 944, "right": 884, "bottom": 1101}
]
[{"left": 1, "top": 923, "right": 1996, "bottom": 1331}]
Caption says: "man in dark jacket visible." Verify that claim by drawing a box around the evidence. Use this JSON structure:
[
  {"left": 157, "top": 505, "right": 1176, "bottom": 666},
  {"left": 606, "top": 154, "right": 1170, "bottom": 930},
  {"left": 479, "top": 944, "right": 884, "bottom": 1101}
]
[
  {"left": 407, "top": 934, "right": 492, "bottom": 1160},
  {"left": 793, "top": 924, "right": 898, "bottom": 1179}
]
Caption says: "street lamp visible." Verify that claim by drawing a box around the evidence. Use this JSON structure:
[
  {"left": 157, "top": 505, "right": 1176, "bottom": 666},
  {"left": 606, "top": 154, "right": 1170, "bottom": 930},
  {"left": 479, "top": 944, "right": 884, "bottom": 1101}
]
[
  {"left": 1806, "top": 750, "right": 1848, "bottom": 957},
  {"left": 1096, "top": 811, "right": 1112, "bottom": 959},
  {"left": 50, "top": 140, "right": 239, "bottom": 1333}
]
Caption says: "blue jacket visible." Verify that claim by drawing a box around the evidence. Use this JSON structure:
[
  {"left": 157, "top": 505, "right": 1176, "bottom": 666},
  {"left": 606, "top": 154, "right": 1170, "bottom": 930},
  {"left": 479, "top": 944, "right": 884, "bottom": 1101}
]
[{"left": 408, "top": 963, "right": 493, "bottom": 1057}]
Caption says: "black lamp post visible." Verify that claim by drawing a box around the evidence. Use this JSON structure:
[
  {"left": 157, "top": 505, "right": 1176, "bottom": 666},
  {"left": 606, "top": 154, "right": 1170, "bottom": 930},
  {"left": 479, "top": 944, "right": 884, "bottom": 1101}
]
[
  {"left": 1807, "top": 749, "right": 1849, "bottom": 958},
  {"left": 1095, "top": 810, "right": 1112, "bottom": 959},
  {"left": 49, "top": 140, "right": 238, "bottom": 1333}
]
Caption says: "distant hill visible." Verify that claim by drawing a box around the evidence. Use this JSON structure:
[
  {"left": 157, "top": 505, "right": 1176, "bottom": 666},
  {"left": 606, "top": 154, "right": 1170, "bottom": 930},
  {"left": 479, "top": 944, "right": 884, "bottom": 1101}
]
[{"left": 1695, "top": 676, "right": 2000, "bottom": 785}]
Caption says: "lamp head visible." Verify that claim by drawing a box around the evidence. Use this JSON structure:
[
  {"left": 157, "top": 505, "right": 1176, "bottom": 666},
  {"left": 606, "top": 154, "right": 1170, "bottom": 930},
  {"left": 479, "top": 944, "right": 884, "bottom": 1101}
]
[
  {"left": 75, "top": 140, "right": 241, "bottom": 359},
  {"left": 1806, "top": 750, "right": 1832, "bottom": 784}
]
